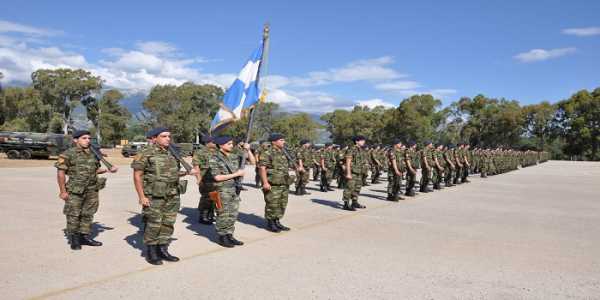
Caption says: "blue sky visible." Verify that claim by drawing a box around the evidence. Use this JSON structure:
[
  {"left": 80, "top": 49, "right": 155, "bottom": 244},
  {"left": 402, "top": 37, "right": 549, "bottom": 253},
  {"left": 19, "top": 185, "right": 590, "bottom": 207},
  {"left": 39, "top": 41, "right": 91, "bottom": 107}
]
[{"left": 1, "top": 0, "right": 599, "bottom": 113}]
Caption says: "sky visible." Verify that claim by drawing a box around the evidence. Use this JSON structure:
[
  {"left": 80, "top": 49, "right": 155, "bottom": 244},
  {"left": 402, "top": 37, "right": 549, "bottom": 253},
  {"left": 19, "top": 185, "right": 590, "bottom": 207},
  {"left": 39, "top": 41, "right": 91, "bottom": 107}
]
[{"left": 1, "top": 0, "right": 599, "bottom": 113}]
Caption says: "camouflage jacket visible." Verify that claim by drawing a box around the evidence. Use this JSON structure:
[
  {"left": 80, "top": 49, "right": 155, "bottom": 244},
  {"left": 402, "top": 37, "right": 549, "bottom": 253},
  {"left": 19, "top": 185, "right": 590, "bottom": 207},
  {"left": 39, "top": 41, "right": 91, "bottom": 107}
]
[
  {"left": 344, "top": 145, "right": 368, "bottom": 175},
  {"left": 131, "top": 144, "right": 181, "bottom": 197},
  {"left": 259, "top": 147, "right": 291, "bottom": 186},
  {"left": 206, "top": 149, "right": 242, "bottom": 192},
  {"left": 55, "top": 146, "right": 100, "bottom": 189}
]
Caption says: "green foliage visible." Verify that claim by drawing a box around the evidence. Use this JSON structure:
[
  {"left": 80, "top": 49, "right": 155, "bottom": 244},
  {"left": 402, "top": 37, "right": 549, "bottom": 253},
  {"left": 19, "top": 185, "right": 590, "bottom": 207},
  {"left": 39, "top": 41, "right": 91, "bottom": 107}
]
[
  {"left": 142, "top": 82, "right": 223, "bottom": 142},
  {"left": 272, "top": 112, "right": 320, "bottom": 145},
  {"left": 555, "top": 89, "right": 600, "bottom": 160},
  {"left": 0, "top": 87, "right": 51, "bottom": 131},
  {"left": 84, "top": 89, "right": 131, "bottom": 146}
]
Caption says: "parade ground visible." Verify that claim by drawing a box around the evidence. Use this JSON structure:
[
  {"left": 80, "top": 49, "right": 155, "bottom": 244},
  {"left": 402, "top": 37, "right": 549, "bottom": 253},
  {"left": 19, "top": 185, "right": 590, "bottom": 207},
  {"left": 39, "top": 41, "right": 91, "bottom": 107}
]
[{"left": 1, "top": 160, "right": 599, "bottom": 299}]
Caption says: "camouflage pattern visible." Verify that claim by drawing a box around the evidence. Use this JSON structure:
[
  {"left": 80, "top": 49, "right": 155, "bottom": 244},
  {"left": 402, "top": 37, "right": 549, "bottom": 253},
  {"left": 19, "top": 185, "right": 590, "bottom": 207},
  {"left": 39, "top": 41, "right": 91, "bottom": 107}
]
[
  {"left": 295, "top": 146, "right": 312, "bottom": 190},
  {"left": 320, "top": 147, "right": 337, "bottom": 188},
  {"left": 342, "top": 145, "right": 367, "bottom": 203},
  {"left": 259, "top": 147, "right": 292, "bottom": 220},
  {"left": 206, "top": 150, "right": 243, "bottom": 235},
  {"left": 55, "top": 146, "right": 102, "bottom": 235},
  {"left": 387, "top": 147, "right": 405, "bottom": 200},
  {"left": 192, "top": 145, "right": 216, "bottom": 217},
  {"left": 131, "top": 144, "right": 182, "bottom": 245}
]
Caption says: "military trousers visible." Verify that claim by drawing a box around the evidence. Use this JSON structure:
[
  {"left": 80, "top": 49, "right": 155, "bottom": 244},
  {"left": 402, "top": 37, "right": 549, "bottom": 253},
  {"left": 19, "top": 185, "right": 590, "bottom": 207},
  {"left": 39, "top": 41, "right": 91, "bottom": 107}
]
[
  {"left": 264, "top": 184, "right": 289, "bottom": 220},
  {"left": 405, "top": 171, "right": 416, "bottom": 194},
  {"left": 420, "top": 168, "right": 431, "bottom": 191},
  {"left": 143, "top": 194, "right": 180, "bottom": 245},
  {"left": 295, "top": 170, "right": 310, "bottom": 189},
  {"left": 198, "top": 186, "right": 214, "bottom": 216},
  {"left": 342, "top": 173, "right": 363, "bottom": 203},
  {"left": 444, "top": 166, "right": 453, "bottom": 185},
  {"left": 387, "top": 172, "right": 402, "bottom": 198},
  {"left": 215, "top": 189, "right": 240, "bottom": 235},
  {"left": 64, "top": 186, "right": 99, "bottom": 235}
]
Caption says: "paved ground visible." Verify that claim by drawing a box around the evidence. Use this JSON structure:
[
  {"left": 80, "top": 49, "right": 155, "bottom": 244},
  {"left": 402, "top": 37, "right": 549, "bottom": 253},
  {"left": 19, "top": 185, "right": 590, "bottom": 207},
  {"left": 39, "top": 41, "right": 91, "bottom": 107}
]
[{"left": 1, "top": 160, "right": 599, "bottom": 299}]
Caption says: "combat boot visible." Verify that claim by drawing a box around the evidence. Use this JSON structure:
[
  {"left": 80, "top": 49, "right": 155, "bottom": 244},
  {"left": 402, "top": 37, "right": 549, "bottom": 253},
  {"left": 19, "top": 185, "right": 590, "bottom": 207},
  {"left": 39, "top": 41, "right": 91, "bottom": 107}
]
[
  {"left": 302, "top": 186, "right": 311, "bottom": 195},
  {"left": 208, "top": 208, "right": 216, "bottom": 223},
  {"left": 158, "top": 244, "right": 179, "bottom": 262},
  {"left": 405, "top": 190, "right": 416, "bottom": 197},
  {"left": 227, "top": 234, "right": 244, "bottom": 246},
  {"left": 326, "top": 183, "right": 335, "bottom": 191},
  {"left": 198, "top": 210, "right": 212, "bottom": 225},
  {"left": 343, "top": 201, "right": 356, "bottom": 211},
  {"left": 266, "top": 220, "right": 281, "bottom": 233},
  {"left": 218, "top": 235, "right": 234, "bottom": 248},
  {"left": 295, "top": 187, "right": 302, "bottom": 195},
  {"left": 352, "top": 200, "right": 366, "bottom": 209},
  {"left": 320, "top": 184, "right": 326, "bottom": 192},
  {"left": 80, "top": 234, "right": 102, "bottom": 246},
  {"left": 146, "top": 245, "right": 163, "bottom": 265},
  {"left": 274, "top": 219, "right": 290, "bottom": 231},
  {"left": 69, "top": 234, "right": 81, "bottom": 250}
]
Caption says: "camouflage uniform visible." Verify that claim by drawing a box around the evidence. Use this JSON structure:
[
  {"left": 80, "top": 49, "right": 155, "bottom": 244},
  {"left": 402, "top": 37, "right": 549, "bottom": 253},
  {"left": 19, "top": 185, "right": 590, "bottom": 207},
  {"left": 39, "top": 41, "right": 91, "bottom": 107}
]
[
  {"left": 259, "top": 147, "right": 292, "bottom": 221},
  {"left": 405, "top": 148, "right": 417, "bottom": 196},
  {"left": 342, "top": 145, "right": 368, "bottom": 209},
  {"left": 387, "top": 147, "right": 405, "bottom": 201},
  {"left": 320, "top": 147, "right": 337, "bottom": 191},
  {"left": 295, "top": 146, "right": 311, "bottom": 194},
  {"left": 419, "top": 147, "right": 432, "bottom": 192},
  {"left": 192, "top": 145, "right": 216, "bottom": 223},
  {"left": 55, "top": 146, "right": 102, "bottom": 236},
  {"left": 131, "top": 144, "right": 182, "bottom": 246},
  {"left": 443, "top": 147, "right": 455, "bottom": 186},
  {"left": 206, "top": 150, "right": 242, "bottom": 236}
]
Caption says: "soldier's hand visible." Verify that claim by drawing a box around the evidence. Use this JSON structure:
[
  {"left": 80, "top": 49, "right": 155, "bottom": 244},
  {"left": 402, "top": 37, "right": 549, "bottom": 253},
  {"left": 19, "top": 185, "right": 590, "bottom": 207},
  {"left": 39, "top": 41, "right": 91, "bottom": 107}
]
[
  {"left": 262, "top": 182, "right": 271, "bottom": 191},
  {"left": 189, "top": 168, "right": 199, "bottom": 176},
  {"left": 345, "top": 174, "right": 352, "bottom": 180},
  {"left": 59, "top": 192, "right": 69, "bottom": 201},
  {"left": 139, "top": 196, "right": 150, "bottom": 207},
  {"left": 242, "top": 143, "right": 251, "bottom": 150},
  {"left": 234, "top": 169, "right": 245, "bottom": 177},
  {"left": 395, "top": 171, "right": 402, "bottom": 177},
  {"left": 97, "top": 168, "right": 108, "bottom": 174},
  {"left": 109, "top": 166, "right": 119, "bottom": 173}
]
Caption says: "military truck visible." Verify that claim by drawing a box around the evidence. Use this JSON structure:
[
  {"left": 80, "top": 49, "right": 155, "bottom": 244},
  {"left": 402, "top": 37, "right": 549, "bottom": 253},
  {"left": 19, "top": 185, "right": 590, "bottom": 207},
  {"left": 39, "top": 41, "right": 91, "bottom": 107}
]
[
  {"left": 121, "top": 143, "right": 146, "bottom": 157},
  {"left": 0, "top": 131, "right": 72, "bottom": 159}
]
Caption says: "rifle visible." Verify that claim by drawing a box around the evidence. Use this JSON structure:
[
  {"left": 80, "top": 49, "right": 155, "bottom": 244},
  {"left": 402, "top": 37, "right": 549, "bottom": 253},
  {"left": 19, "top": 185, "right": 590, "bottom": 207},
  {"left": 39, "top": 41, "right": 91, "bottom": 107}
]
[
  {"left": 167, "top": 144, "right": 193, "bottom": 174},
  {"left": 208, "top": 191, "right": 223, "bottom": 210},
  {"left": 90, "top": 144, "right": 115, "bottom": 170},
  {"left": 215, "top": 153, "right": 243, "bottom": 195}
]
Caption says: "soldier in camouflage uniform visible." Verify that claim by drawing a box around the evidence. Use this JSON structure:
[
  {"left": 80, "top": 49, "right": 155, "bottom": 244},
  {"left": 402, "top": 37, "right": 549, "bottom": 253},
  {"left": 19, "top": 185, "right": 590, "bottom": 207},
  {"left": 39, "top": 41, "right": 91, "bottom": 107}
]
[
  {"left": 205, "top": 136, "right": 255, "bottom": 247},
  {"left": 132, "top": 127, "right": 190, "bottom": 265},
  {"left": 341, "top": 136, "right": 368, "bottom": 211},
  {"left": 370, "top": 145, "right": 383, "bottom": 184},
  {"left": 294, "top": 140, "right": 312, "bottom": 195},
  {"left": 192, "top": 135, "right": 217, "bottom": 225},
  {"left": 404, "top": 141, "right": 418, "bottom": 196},
  {"left": 312, "top": 147, "right": 321, "bottom": 181},
  {"left": 432, "top": 143, "right": 445, "bottom": 190},
  {"left": 419, "top": 141, "right": 434, "bottom": 193},
  {"left": 387, "top": 139, "right": 405, "bottom": 201},
  {"left": 259, "top": 133, "right": 294, "bottom": 232},
  {"left": 56, "top": 130, "right": 117, "bottom": 250},
  {"left": 319, "top": 143, "right": 336, "bottom": 192},
  {"left": 461, "top": 144, "right": 471, "bottom": 183},
  {"left": 443, "top": 144, "right": 456, "bottom": 187}
]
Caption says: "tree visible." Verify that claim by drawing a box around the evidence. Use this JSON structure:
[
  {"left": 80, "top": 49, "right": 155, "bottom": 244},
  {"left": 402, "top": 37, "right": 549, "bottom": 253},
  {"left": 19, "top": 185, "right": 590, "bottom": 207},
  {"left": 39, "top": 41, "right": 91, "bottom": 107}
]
[
  {"left": 272, "top": 112, "right": 320, "bottom": 145},
  {"left": 0, "top": 87, "right": 51, "bottom": 132},
  {"left": 31, "top": 68, "right": 103, "bottom": 134},
  {"left": 143, "top": 82, "right": 223, "bottom": 142},
  {"left": 555, "top": 89, "right": 600, "bottom": 160},
  {"left": 84, "top": 89, "right": 131, "bottom": 146},
  {"left": 522, "top": 101, "right": 555, "bottom": 150},
  {"left": 382, "top": 94, "right": 445, "bottom": 145}
]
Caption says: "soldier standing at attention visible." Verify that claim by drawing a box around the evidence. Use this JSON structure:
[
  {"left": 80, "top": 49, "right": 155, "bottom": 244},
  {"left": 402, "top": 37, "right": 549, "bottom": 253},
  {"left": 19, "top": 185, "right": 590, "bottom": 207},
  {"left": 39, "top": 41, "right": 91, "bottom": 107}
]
[
  {"left": 294, "top": 140, "right": 312, "bottom": 195},
  {"left": 131, "top": 127, "right": 190, "bottom": 265},
  {"left": 419, "top": 141, "right": 434, "bottom": 193},
  {"left": 404, "top": 141, "right": 418, "bottom": 197},
  {"left": 461, "top": 144, "right": 471, "bottom": 183},
  {"left": 192, "top": 135, "right": 217, "bottom": 225},
  {"left": 206, "top": 136, "right": 255, "bottom": 247},
  {"left": 319, "top": 143, "right": 336, "bottom": 192},
  {"left": 56, "top": 130, "right": 118, "bottom": 250},
  {"left": 387, "top": 139, "right": 405, "bottom": 201},
  {"left": 341, "top": 135, "right": 368, "bottom": 211},
  {"left": 259, "top": 133, "right": 294, "bottom": 232}
]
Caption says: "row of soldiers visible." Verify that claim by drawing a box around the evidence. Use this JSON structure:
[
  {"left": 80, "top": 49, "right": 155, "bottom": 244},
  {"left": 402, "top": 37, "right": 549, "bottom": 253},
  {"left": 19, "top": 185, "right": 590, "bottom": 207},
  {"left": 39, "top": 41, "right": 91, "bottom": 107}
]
[{"left": 55, "top": 128, "right": 548, "bottom": 265}]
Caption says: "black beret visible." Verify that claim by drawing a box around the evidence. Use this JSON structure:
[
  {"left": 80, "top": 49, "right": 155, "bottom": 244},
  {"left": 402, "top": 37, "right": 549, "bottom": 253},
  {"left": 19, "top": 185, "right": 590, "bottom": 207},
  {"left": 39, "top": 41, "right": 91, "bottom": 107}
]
[
  {"left": 299, "top": 139, "right": 310, "bottom": 145},
  {"left": 392, "top": 138, "right": 403, "bottom": 145},
  {"left": 214, "top": 135, "right": 233, "bottom": 145},
  {"left": 73, "top": 130, "right": 91, "bottom": 139},
  {"left": 153, "top": 127, "right": 169, "bottom": 136},
  {"left": 447, "top": 143, "right": 456, "bottom": 149},
  {"left": 201, "top": 135, "right": 213, "bottom": 143},
  {"left": 423, "top": 140, "right": 432, "bottom": 145},
  {"left": 407, "top": 141, "right": 416, "bottom": 147},
  {"left": 325, "top": 142, "right": 333, "bottom": 147},
  {"left": 268, "top": 133, "right": 285, "bottom": 142},
  {"left": 352, "top": 135, "right": 366, "bottom": 142},
  {"left": 145, "top": 128, "right": 156, "bottom": 139}
]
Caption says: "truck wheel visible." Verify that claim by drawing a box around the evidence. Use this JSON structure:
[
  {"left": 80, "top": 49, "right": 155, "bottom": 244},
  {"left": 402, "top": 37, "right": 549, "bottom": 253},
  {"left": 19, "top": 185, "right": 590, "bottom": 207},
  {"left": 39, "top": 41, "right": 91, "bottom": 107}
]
[
  {"left": 20, "top": 150, "right": 33, "bottom": 159},
  {"left": 122, "top": 152, "right": 129, "bottom": 158},
  {"left": 7, "top": 150, "right": 21, "bottom": 159}
]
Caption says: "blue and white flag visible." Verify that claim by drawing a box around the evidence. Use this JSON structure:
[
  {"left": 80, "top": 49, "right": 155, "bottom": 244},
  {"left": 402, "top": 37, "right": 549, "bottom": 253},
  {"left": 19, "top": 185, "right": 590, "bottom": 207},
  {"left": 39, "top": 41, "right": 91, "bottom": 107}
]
[{"left": 210, "top": 41, "right": 264, "bottom": 133}]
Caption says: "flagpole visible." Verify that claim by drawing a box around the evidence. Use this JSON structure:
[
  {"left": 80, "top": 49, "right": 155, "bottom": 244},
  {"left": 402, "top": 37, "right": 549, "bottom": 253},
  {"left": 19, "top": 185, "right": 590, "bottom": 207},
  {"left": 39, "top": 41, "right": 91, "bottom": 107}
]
[{"left": 244, "top": 23, "right": 270, "bottom": 144}]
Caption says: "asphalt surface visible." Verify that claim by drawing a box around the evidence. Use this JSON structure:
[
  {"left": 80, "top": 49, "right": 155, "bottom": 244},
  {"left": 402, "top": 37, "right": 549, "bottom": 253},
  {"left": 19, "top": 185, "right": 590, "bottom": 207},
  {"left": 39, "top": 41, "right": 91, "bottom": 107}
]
[{"left": 1, "top": 160, "right": 599, "bottom": 299}]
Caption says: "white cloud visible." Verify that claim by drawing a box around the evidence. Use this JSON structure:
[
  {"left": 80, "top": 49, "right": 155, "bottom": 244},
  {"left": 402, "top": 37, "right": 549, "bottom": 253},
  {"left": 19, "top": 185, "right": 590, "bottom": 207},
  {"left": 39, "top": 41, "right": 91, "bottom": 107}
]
[
  {"left": 355, "top": 98, "right": 395, "bottom": 108},
  {"left": 136, "top": 41, "right": 177, "bottom": 54},
  {"left": 562, "top": 27, "right": 600, "bottom": 37},
  {"left": 514, "top": 47, "right": 577, "bottom": 63},
  {"left": 0, "top": 20, "right": 61, "bottom": 36},
  {"left": 375, "top": 80, "right": 420, "bottom": 91}
]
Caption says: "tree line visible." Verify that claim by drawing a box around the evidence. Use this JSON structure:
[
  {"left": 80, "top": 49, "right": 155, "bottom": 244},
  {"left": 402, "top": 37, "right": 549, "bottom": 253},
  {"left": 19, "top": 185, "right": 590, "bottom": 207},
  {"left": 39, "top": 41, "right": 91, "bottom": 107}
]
[{"left": 0, "top": 68, "right": 599, "bottom": 160}]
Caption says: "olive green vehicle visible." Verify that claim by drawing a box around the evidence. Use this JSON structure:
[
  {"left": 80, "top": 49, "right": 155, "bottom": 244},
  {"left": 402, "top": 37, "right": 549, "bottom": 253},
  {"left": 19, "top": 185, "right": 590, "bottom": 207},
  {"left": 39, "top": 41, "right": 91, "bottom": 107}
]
[
  {"left": 121, "top": 143, "right": 145, "bottom": 157},
  {"left": 0, "top": 131, "right": 72, "bottom": 159}
]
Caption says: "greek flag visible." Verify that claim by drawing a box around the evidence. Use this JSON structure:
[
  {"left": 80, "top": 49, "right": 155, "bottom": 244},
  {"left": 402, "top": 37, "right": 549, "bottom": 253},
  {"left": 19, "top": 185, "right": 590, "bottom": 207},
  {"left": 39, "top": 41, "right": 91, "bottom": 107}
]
[{"left": 210, "top": 41, "right": 264, "bottom": 133}]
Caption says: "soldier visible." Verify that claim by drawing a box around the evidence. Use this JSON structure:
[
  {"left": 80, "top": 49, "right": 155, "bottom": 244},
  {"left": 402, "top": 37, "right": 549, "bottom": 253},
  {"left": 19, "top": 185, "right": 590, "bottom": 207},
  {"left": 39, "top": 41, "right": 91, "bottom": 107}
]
[
  {"left": 443, "top": 144, "right": 456, "bottom": 187},
  {"left": 294, "top": 140, "right": 312, "bottom": 195},
  {"left": 319, "top": 143, "right": 336, "bottom": 192},
  {"left": 312, "top": 147, "right": 321, "bottom": 182},
  {"left": 419, "top": 141, "right": 434, "bottom": 193},
  {"left": 341, "top": 135, "right": 368, "bottom": 211},
  {"left": 131, "top": 127, "right": 190, "bottom": 265},
  {"left": 371, "top": 145, "right": 383, "bottom": 184},
  {"left": 387, "top": 139, "right": 405, "bottom": 201},
  {"left": 432, "top": 143, "right": 444, "bottom": 190},
  {"left": 192, "top": 135, "right": 217, "bottom": 225},
  {"left": 453, "top": 144, "right": 464, "bottom": 184},
  {"left": 259, "top": 133, "right": 294, "bottom": 232},
  {"left": 461, "top": 144, "right": 471, "bottom": 183},
  {"left": 405, "top": 141, "right": 418, "bottom": 197},
  {"left": 55, "top": 130, "right": 118, "bottom": 250},
  {"left": 206, "top": 136, "right": 255, "bottom": 247}
]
